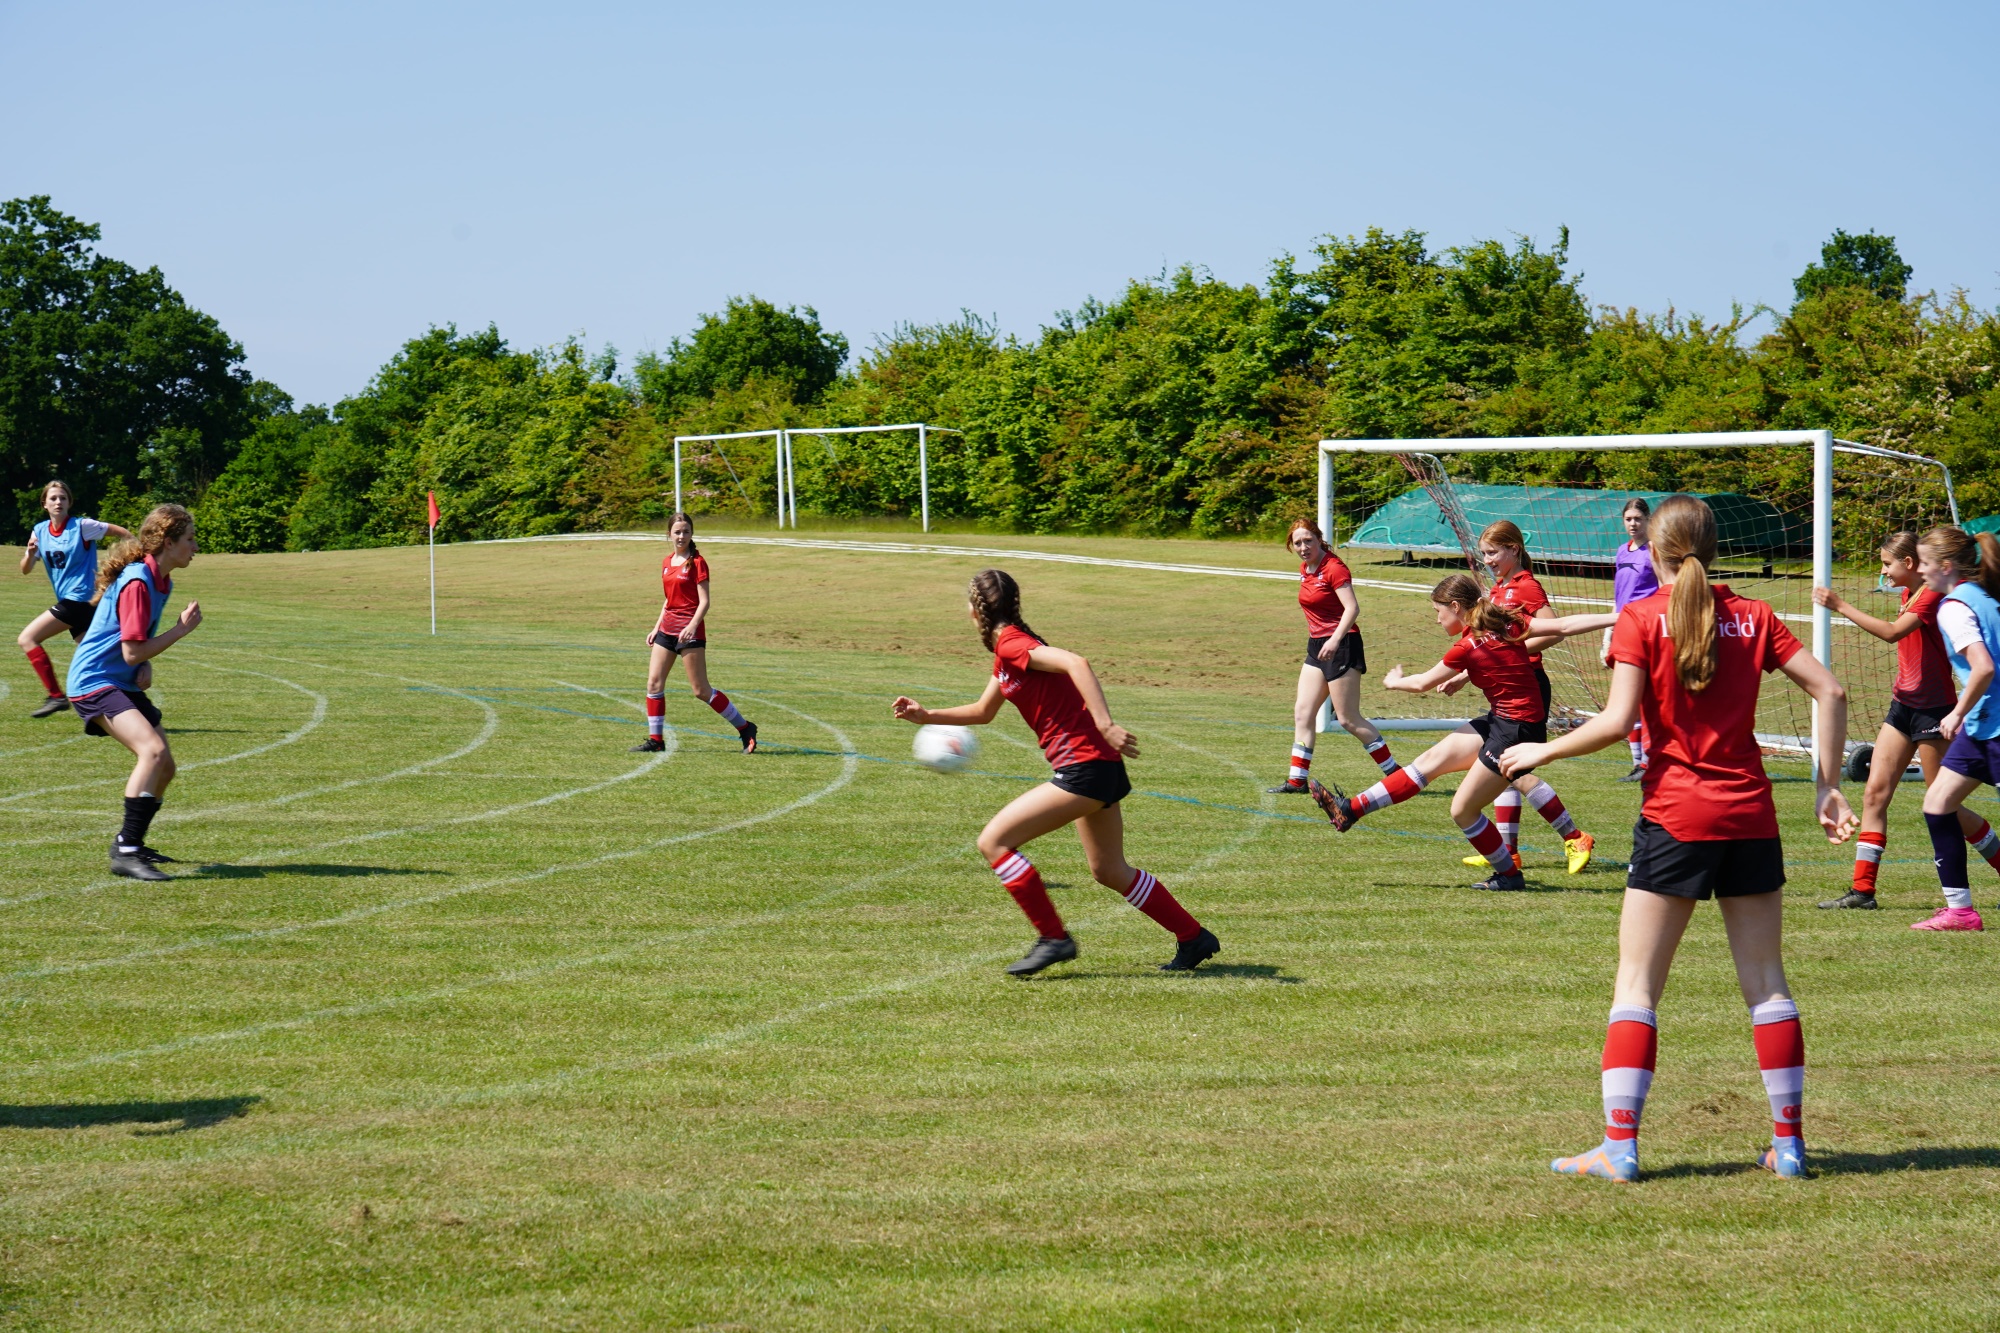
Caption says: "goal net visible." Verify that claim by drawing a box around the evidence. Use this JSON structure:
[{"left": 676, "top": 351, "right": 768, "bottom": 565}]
[{"left": 1316, "top": 431, "right": 1961, "bottom": 762}]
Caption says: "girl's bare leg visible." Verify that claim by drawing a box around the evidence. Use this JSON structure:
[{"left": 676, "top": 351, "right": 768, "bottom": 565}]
[
  {"left": 976, "top": 783, "right": 1103, "bottom": 864},
  {"left": 1290, "top": 664, "right": 1323, "bottom": 752},
  {"left": 104, "top": 708, "right": 175, "bottom": 797},
  {"left": 15, "top": 610, "right": 67, "bottom": 653}
]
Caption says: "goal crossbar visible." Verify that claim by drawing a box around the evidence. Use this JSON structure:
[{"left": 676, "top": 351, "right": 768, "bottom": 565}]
[{"left": 673, "top": 423, "right": 961, "bottom": 531}]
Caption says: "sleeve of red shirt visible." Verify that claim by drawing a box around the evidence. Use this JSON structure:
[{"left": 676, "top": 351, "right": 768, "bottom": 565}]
[
  {"left": 692, "top": 554, "right": 710, "bottom": 584},
  {"left": 115, "top": 581, "right": 154, "bottom": 641},
  {"left": 1518, "top": 576, "right": 1551, "bottom": 615},
  {"left": 1761, "top": 604, "right": 1804, "bottom": 672},
  {"left": 1441, "top": 637, "right": 1471, "bottom": 672},
  {"left": 1908, "top": 586, "right": 1942, "bottom": 622},
  {"left": 995, "top": 627, "right": 1035, "bottom": 674},
  {"left": 1323, "top": 555, "right": 1352, "bottom": 590},
  {"left": 1609, "top": 604, "right": 1649, "bottom": 668}
]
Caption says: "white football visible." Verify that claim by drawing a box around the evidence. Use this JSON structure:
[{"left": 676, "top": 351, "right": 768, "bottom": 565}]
[{"left": 913, "top": 724, "right": 979, "bottom": 773}]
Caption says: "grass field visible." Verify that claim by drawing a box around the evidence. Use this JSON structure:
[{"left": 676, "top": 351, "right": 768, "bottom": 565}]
[{"left": 2, "top": 529, "right": 1998, "bottom": 1331}]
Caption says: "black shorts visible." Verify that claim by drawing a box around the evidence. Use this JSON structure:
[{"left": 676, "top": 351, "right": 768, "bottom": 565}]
[
  {"left": 1305, "top": 632, "right": 1367, "bottom": 682},
  {"left": 649, "top": 629, "right": 706, "bottom": 653},
  {"left": 1050, "top": 759, "right": 1131, "bottom": 807},
  {"left": 1469, "top": 711, "right": 1546, "bottom": 776},
  {"left": 73, "top": 687, "right": 162, "bottom": 737},
  {"left": 1535, "top": 666, "right": 1553, "bottom": 713},
  {"left": 1626, "top": 817, "right": 1785, "bottom": 900},
  {"left": 49, "top": 599, "right": 94, "bottom": 638},
  {"left": 1885, "top": 698, "right": 1949, "bottom": 743}
]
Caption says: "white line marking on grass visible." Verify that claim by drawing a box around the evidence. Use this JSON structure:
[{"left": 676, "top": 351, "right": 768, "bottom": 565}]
[
  {"left": 5, "top": 698, "right": 852, "bottom": 984},
  {"left": 0, "top": 681, "right": 8, "bottom": 704},
  {"left": 0, "top": 664, "right": 328, "bottom": 809},
  {"left": 0, "top": 734, "right": 89, "bottom": 762},
  {"left": 12, "top": 850, "right": 959, "bottom": 1076}
]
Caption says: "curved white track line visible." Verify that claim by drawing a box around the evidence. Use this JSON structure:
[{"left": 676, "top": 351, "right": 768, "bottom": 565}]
[
  {"left": 0, "top": 680, "right": 9, "bottom": 703},
  {"left": 0, "top": 734, "right": 89, "bottom": 762},
  {"left": 0, "top": 663, "right": 328, "bottom": 809},
  {"left": 7, "top": 696, "right": 847, "bottom": 986}
]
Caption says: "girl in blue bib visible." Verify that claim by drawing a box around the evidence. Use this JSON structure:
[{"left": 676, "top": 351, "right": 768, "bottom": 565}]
[
  {"left": 65, "top": 504, "right": 203, "bottom": 882},
  {"left": 16, "top": 480, "right": 130, "bottom": 717}
]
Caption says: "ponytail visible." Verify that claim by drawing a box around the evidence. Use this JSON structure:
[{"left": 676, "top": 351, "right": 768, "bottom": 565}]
[
  {"left": 1978, "top": 533, "right": 2000, "bottom": 603},
  {"left": 1918, "top": 526, "right": 2000, "bottom": 602},
  {"left": 1650, "top": 495, "right": 1720, "bottom": 692},
  {"left": 1431, "top": 572, "right": 1524, "bottom": 639},
  {"left": 95, "top": 504, "right": 191, "bottom": 600},
  {"left": 969, "top": 568, "right": 1040, "bottom": 650}
]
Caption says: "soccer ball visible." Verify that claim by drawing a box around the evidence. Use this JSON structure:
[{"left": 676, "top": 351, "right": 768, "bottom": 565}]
[{"left": 912, "top": 724, "right": 979, "bottom": 773}]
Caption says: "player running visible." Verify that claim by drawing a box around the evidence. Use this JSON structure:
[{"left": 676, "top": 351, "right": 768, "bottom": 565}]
[
  {"left": 1901, "top": 526, "right": 2000, "bottom": 932},
  {"left": 1814, "top": 530, "right": 2000, "bottom": 912},
  {"left": 892, "top": 568, "right": 1220, "bottom": 976},
  {"left": 1267, "top": 518, "right": 1402, "bottom": 795},
  {"left": 1607, "top": 497, "right": 1658, "bottom": 780},
  {"left": 631, "top": 512, "right": 757, "bottom": 754},
  {"left": 1499, "top": 494, "right": 1854, "bottom": 1181},
  {"left": 65, "top": 504, "right": 204, "bottom": 882},
  {"left": 16, "top": 480, "right": 130, "bottom": 718},
  {"left": 1308, "top": 572, "right": 1613, "bottom": 891},
  {"left": 1457, "top": 521, "right": 1597, "bottom": 874}
]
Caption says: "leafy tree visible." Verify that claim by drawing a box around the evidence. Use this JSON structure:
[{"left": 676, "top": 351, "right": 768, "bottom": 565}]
[
  {"left": 199, "top": 405, "right": 337, "bottom": 552},
  {"left": 634, "top": 297, "right": 848, "bottom": 411},
  {"left": 0, "top": 196, "right": 255, "bottom": 530},
  {"left": 1793, "top": 229, "right": 1913, "bottom": 304}
]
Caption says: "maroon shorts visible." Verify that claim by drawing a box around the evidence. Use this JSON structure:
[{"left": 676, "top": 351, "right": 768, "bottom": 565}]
[{"left": 73, "top": 687, "right": 162, "bottom": 737}]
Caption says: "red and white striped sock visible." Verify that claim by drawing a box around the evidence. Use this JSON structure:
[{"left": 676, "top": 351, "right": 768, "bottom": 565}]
[
  {"left": 1352, "top": 764, "right": 1428, "bottom": 815},
  {"left": 1288, "top": 744, "right": 1312, "bottom": 782},
  {"left": 1527, "top": 780, "right": 1580, "bottom": 839},
  {"left": 1363, "top": 736, "right": 1400, "bottom": 775},
  {"left": 1751, "top": 998, "right": 1804, "bottom": 1145},
  {"left": 992, "top": 850, "right": 1066, "bottom": 939},
  {"left": 1602, "top": 1005, "right": 1658, "bottom": 1145},
  {"left": 24, "top": 644, "right": 61, "bottom": 698},
  {"left": 1460, "top": 813, "right": 1515, "bottom": 874},
  {"left": 1963, "top": 815, "right": 2000, "bottom": 874},
  {"left": 1852, "top": 830, "right": 1885, "bottom": 894},
  {"left": 707, "top": 690, "right": 748, "bottom": 730},
  {"left": 1122, "top": 867, "right": 1201, "bottom": 941},
  {"left": 1627, "top": 723, "right": 1646, "bottom": 766},
  {"left": 645, "top": 693, "right": 666, "bottom": 740},
  {"left": 1495, "top": 787, "right": 1523, "bottom": 854}
]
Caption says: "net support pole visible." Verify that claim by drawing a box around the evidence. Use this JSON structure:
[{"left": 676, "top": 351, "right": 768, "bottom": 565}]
[
  {"left": 918, "top": 425, "right": 930, "bottom": 533},
  {"left": 673, "top": 439, "right": 682, "bottom": 514},
  {"left": 783, "top": 429, "right": 796, "bottom": 528},
  {"left": 1316, "top": 446, "right": 1336, "bottom": 735},
  {"left": 1810, "top": 428, "right": 1834, "bottom": 777}
]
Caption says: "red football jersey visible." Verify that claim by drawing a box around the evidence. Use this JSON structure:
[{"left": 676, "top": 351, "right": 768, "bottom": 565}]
[
  {"left": 658, "top": 551, "right": 710, "bottom": 633},
  {"left": 1894, "top": 585, "right": 1956, "bottom": 710},
  {"left": 1488, "top": 567, "right": 1551, "bottom": 666},
  {"left": 1610, "top": 585, "right": 1803, "bottom": 841},
  {"left": 992, "top": 625, "right": 1121, "bottom": 768},
  {"left": 1299, "top": 554, "right": 1355, "bottom": 637},
  {"left": 1441, "top": 628, "right": 1545, "bottom": 723}
]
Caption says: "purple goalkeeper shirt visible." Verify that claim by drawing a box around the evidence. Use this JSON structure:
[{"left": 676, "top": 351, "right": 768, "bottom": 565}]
[{"left": 1613, "top": 540, "right": 1659, "bottom": 611}]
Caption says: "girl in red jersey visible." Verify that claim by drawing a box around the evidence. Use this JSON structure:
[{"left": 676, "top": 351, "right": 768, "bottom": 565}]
[
  {"left": 1812, "top": 531, "right": 2000, "bottom": 910},
  {"left": 892, "top": 568, "right": 1219, "bottom": 976},
  {"left": 631, "top": 513, "right": 758, "bottom": 754},
  {"left": 1309, "top": 573, "right": 1613, "bottom": 891},
  {"left": 1474, "top": 520, "right": 1596, "bottom": 875},
  {"left": 1267, "top": 519, "right": 1403, "bottom": 794},
  {"left": 1499, "top": 495, "right": 1855, "bottom": 1182}
]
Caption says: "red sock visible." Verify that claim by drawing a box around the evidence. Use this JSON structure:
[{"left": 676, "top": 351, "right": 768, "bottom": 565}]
[
  {"left": 1363, "top": 737, "right": 1399, "bottom": 774},
  {"left": 1852, "top": 830, "right": 1885, "bottom": 894},
  {"left": 992, "top": 850, "right": 1065, "bottom": 938},
  {"left": 1752, "top": 998, "right": 1804, "bottom": 1142},
  {"left": 24, "top": 644, "right": 61, "bottom": 698},
  {"left": 1122, "top": 867, "right": 1201, "bottom": 941},
  {"left": 1602, "top": 1006, "right": 1658, "bottom": 1142},
  {"left": 1962, "top": 815, "right": 2000, "bottom": 873},
  {"left": 707, "top": 690, "right": 748, "bottom": 729},
  {"left": 1461, "top": 813, "right": 1514, "bottom": 873},
  {"left": 644, "top": 692, "right": 665, "bottom": 739}
]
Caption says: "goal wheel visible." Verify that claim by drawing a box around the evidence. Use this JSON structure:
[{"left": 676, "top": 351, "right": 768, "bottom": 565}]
[{"left": 1844, "top": 744, "right": 1874, "bottom": 783}]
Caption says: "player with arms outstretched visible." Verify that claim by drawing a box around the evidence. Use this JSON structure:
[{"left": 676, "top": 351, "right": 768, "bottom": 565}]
[
  {"left": 1813, "top": 530, "right": 2000, "bottom": 911},
  {"left": 1267, "top": 519, "right": 1402, "bottom": 794},
  {"left": 17, "top": 480, "right": 130, "bottom": 717},
  {"left": 1309, "top": 572, "right": 1613, "bottom": 891},
  {"left": 632, "top": 512, "right": 757, "bottom": 754},
  {"left": 1500, "top": 495, "right": 1854, "bottom": 1181},
  {"left": 893, "top": 568, "right": 1220, "bottom": 976},
  {"left": 65, "top": 504, "right": 204, "bottom": 881}
]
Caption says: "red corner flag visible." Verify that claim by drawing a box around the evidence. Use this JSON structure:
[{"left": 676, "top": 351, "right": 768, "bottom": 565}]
[{"left": 427, "top": 491, "right": 440, "bottom": 527}]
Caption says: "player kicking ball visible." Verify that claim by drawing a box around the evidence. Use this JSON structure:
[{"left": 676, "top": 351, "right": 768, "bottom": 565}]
[
  {"left": 893, "top": 569, "right": 1219, "bottom": 976},
  {"left": 64, "top": 504, "right": 203, "bottom": 881}
]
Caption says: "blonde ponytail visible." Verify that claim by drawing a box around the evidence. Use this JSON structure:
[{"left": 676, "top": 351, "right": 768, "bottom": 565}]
[
  {"left": 1651, "top": 495, "right": 1720, "bottom": 693},
  {"left": 1918, "top": 526, "right": 2000, "bottom": 602}
]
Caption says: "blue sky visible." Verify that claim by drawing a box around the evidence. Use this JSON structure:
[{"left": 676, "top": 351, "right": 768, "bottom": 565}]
[{"left": 4, "top": 0, "right": 1995, "bottom": 406}]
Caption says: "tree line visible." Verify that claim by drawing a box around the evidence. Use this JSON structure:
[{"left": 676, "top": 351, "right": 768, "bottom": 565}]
[{"left": 4, "top": 193, "right": 1996, "bottom": 553}]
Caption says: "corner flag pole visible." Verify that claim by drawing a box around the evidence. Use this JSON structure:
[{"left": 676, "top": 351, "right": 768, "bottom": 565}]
[{"left": 427, "top": 490, "right": 439, "bottom": 635}]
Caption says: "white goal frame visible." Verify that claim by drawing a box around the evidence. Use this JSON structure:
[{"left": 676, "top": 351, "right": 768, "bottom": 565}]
[
  {"left": 1315, "top": 430, "right": 1962, "bottom": 767},
  {"left": 674, "top": 423, "right": 961, "bottom": 532}
]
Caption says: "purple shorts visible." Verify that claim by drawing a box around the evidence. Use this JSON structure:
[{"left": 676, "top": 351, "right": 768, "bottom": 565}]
[
  {"left": 1940, "top": 728, "right": 2000, "bottom": 787},
  {"left": 73, "top": 687, "right": 162, "bottom": 737}
]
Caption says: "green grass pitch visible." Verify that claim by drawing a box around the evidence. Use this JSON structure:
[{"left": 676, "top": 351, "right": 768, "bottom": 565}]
[{"left": 1, "top": 531, "right": 1997, "bottom": 1330}]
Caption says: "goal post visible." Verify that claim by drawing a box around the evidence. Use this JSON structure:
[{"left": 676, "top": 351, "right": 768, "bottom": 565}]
[
  {"left": 1315, "top": 430, "right": 1961, "bottom": 774},
  {"left": 782, "top": 423, "right": 961, "bottom": 532},
  {"left": 673, "top": 423, "right": 961, "bottom": 531}
]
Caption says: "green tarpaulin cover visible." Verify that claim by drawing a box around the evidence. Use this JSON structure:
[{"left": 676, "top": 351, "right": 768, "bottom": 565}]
[
  {"left": 1965, "top": 514, "right": 2000, "bottom": 537},
  {"left": 1347, "top": 484, "right": 1800, "bottom": 564}
]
